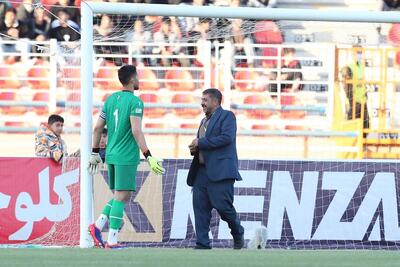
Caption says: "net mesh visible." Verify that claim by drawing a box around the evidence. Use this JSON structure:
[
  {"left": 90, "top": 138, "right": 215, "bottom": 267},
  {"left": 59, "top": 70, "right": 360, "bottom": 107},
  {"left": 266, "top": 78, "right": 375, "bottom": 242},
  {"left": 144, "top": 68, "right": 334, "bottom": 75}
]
[{"left": 3, "top": 1, "right": 400, "bottom": 247}]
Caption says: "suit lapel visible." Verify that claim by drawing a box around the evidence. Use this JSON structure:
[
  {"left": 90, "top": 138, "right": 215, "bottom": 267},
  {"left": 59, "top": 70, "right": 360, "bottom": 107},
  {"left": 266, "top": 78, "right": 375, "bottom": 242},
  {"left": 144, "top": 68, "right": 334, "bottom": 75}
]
[
  {"left": 205, "top": 107, "right": 222, "bottom": 136},
  {"left": 197, "top": 117, "right": 206, "bottom": 138}
]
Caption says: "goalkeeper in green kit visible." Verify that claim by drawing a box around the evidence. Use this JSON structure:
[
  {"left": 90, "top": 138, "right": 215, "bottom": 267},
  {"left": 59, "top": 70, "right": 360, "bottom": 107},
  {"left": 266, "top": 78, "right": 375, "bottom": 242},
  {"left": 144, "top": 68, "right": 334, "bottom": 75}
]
[{"left": 87, "top": 65, "right": 165, "bottom": 249}]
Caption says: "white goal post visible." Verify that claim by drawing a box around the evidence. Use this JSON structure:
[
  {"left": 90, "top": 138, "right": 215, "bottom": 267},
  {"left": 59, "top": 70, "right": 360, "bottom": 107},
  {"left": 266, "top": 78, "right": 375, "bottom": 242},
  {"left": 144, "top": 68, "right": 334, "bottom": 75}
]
[{"left": 79, "top": 2, "right": 400, "bottom": 248}]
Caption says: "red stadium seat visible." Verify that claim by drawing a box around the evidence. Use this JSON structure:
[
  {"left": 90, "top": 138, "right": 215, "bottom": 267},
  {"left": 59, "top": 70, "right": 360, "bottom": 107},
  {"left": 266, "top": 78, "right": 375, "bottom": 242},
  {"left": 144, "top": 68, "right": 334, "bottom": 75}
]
[
  {"left": 279, "top": 95, "right": 306, "bottom": 119},
  {"left": 27, "top": 59, "right": 50, "bottom": 90},
  {"left": 243, "top": 95, "right": 273, "bottom": 119},
  {"left": 0, "top": 66, "right": 22, "bottom": 89},
  {"left": 234, "top": 71, "right": 265, "bottom": 92},
  {"left": 171, "top": 94, "right": 201, "bottom": 118},
  {"left": 0, "top": 92, "right": 27, "bottom": 115},
  {"left": 251, "top": 124, "right": 274, "bottom": 130},
  {"left": 139, "top": 93, "right": 167, "bottom": 118},
  {"left": 180, "top": 123, "right": 199, "bottom": 129},
  {"left": 66, "top": 92, "right": 81, "bottom": 115},
  {"left": 61, "top": 67, "right": 81, "bottom": 90},
  {"left": 388, "top": 24, "right": 400, "bottom": 45},
  {"left": 395, "top": 51, "right": 400, "bottom": 66},
  {"left": 253, "top": 21, "right": 283, "bottom": 44},
  {"left": 137, "top": 69, "right": 160, "bottom": 90},
  {"left": 144, "top": 123, "right": 166, "bottom": 129},
  {"left": 165, "top": 70, "right": 195, "bottom": 91},
  {"left": 95, "top": 62, "right": 122, "bottom": 91},
  {"left": 32, "top": 92, "right": 49, "bottom": 115},
  {"left": 261, "top": 47, "right": 281, "bottom": 68},
  {"left": 3, "top": 121, "right": 31, "bottom": 134}
]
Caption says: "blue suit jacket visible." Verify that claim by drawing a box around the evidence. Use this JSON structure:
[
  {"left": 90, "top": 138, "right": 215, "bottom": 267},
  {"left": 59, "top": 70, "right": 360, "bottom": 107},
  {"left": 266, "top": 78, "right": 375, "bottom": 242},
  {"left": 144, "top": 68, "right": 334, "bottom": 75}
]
[{"left": 187, "top": 107, "right": 242, "bottom": 186}]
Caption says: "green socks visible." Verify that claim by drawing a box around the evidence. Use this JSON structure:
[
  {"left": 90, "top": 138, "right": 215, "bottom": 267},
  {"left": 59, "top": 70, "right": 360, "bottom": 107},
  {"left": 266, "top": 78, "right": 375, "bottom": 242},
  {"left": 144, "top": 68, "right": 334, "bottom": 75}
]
[
  {"left": 102, "top": 199, "right": 114, "bottom": 217},
  {"left": 109, "top": 200, "right": 125, "bottom": 230}
]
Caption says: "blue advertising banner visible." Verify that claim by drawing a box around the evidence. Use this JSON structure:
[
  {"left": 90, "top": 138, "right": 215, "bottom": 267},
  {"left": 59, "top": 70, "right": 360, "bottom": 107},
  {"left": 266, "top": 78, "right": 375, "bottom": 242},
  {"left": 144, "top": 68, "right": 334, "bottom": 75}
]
[{"left": 95, "top": 159, "right": 400, "bottom": 249}]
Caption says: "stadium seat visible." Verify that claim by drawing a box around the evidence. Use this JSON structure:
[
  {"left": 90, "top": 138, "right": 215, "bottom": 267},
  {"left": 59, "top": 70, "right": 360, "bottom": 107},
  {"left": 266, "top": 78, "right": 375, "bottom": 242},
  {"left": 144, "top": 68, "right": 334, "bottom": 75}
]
[
  {"left": 3, "top": 121, "right": 31, "bottom": 134},
  {"left": 243, "top": 95, "right": 274, "bottom": 119},
  {"left": 27, "top": 60, "right": 50, "bottom": 90},
  {"left": 0, "top": 66, "right": 22, "bottom": 89},
  {"left": 137, "top": 69, "right": 160, "bottom": 90},
  {"left": 180, "top": 123, "right": 199, "bottom": 129},
  {"left": 171, "top": 94, "right": 201, "bottom": 118},
  {"left": 32, "top": 92, "right": 49, "bottom": 115},
  {"left": 261, "top": 47, "right": 280, "bottom": 68},
  {"left": 164, "top": 70, "right": 195, "bottom": 91},
  {"left": 66, "top": 92, "right": 81, "bottom": 115},
  {"left": 279, "top": 95, "right": 306, "bottom": 119},
  {"left": 253, "top": 21, "right": 283, "bottom": 44},
  {"left": 234, "top": 71, "right": 265, "bottom": 92},
  {"left": 139, "top": 93, "right": 167, "bottom": 118},
  {"left": 251, "top": 124, "right": 275, "bottom": 130},
  {"left": 61, "top": 67, "right": 81, "bottom": 90},
  {"left": 388, "top": 24, "right": 400, "bottom": 45},
  {"left": 0, "top": 92, "right": 27, "bottom": 115},
  {"left": 95, "top": 62, "right": 122, "bottom": 90},
  {"left": 395, "top": 51, "right": 400, "bottom": 66},
  {"left": 144, "top": 123, "right": 166, "bottom": 129}
]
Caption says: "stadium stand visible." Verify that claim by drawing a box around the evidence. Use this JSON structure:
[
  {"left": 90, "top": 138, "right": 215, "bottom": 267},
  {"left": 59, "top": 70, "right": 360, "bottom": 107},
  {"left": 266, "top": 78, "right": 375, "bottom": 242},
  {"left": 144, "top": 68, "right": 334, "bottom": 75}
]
[
  {"left": 0, "top": 65, "right": 22, "bottom": 89},
  {"left": 27, "top": 60, "right": 50, "bottom": 90},
  {"left": 243, "top": 94, "right": 274, "bottom": 119},
  {"left": 137, "top": 68, "right": 160, "bottom": 91},
  {"left": 32, "top": 92, "right": 49, "bottom": 115},
  {"left": 139, "top": 93, "right": 167, "bottom": 118},
  {"left": 234, "top": 70, "right": 265, "bottom": 91},
  {"left": 164, "top": 69, "right": 196, "bottom": 91},
  {"left": 0, "top": 92, "right": 27, "bottom": 115},
  {"left": 171, "top": 93, "right": 201, "bottom": 118},
  {"left": 95, "top": 61, "right": 122, "bottom": 90}
]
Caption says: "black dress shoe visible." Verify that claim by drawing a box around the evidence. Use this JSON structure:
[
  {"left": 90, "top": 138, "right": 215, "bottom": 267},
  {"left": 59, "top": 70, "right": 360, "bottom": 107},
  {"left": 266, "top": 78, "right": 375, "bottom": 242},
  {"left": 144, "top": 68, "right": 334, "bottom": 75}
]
[{"left": 233, "top": 234, "right": 244, "bottom": 250}]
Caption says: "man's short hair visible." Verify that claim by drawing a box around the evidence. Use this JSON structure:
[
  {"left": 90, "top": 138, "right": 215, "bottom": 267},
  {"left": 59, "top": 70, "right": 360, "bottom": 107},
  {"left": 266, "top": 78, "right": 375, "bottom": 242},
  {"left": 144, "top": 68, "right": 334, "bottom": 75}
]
[
  {"left": 118, "top": 65, "right": 137, "bottom": 86},
  {"left": 203, "top": 88, "right": 222, "bottom": 105},
  {"left": 48, "top": 114, "right": 64, "bottom": 125},
  {"left": 6, "top": 7, "right": 17, "bottom": 15},
  {"left": 102, "top": 128, "right": 108, "bottom": 135}
]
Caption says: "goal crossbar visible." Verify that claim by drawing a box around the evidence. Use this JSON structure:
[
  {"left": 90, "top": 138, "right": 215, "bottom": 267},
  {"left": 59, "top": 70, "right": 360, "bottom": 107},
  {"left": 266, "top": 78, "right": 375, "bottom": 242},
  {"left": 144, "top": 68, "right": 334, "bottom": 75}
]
[{"left": 79, "top": 1, "right": 400, "bottom": 248}]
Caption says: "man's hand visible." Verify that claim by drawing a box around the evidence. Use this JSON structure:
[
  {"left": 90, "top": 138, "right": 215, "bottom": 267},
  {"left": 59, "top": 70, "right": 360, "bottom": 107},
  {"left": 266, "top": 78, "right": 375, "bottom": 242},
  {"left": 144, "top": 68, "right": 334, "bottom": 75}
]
[
  {"left": 147, "top": 156, "right": 165, "bottom": 175},
  {"left": 88, "top": 153, "right": 102, "bottom": 175},
  {"left": 189, "top": 138, "right": 199, "bottom": 156}
]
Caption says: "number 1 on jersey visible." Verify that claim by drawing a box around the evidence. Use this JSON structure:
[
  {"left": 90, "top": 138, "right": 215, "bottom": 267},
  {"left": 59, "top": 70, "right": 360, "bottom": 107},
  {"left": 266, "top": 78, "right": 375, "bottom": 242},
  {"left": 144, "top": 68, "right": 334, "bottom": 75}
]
[{"left": 113, "top": 109, "right": 118, "bottom": 132}]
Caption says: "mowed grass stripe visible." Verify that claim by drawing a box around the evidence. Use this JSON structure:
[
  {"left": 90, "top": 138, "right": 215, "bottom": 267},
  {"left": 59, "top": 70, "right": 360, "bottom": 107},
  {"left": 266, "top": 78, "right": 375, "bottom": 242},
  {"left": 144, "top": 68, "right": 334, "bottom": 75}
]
[{"left": 0, "top": 248, "right": 400, "bottom": 267}]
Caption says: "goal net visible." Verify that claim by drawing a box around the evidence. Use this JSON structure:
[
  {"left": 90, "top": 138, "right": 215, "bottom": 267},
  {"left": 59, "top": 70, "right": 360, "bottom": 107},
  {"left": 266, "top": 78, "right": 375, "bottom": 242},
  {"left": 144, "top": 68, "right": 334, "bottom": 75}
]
[
  {"left": 4, "top": 1, "right": 400, "bottom": 248},
  {"left": 78, "top": 3, "right": 400, "bottom": 249}
]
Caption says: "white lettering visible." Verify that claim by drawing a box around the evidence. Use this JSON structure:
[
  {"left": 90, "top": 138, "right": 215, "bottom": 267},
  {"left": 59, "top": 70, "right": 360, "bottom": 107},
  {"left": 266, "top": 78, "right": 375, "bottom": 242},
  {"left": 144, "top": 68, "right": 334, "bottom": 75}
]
[
  {"left": 267, "top": 171, "right": 318, "bottom": 239},
  {"left": 10, "top": 167, "right": 79, "bottom": 241},
  {"left": 0, "top": 192, "right": 11, "bottom": 210},
  {"left": 312, "top": 172, "right": 364, "bottom": 240}
]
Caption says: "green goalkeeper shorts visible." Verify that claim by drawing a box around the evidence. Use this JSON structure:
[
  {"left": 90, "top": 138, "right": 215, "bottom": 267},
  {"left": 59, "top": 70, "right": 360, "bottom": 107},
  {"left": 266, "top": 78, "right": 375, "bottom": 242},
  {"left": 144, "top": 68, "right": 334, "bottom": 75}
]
[{"left": 107, "top": 164, "right": 138, "bottom": 191}]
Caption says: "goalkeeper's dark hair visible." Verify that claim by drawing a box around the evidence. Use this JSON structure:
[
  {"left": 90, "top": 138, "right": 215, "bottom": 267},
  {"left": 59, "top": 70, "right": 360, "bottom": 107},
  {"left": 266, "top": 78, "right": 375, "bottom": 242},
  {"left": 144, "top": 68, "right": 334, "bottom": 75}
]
[
  {"left": 118, "top": 65, "right": 137, "bottom": 86},
  {"left": 203, "top": 88, "right": 222, "bottom": 105},
  {"left": 48, "top": 114, "right": 64, "bottom": 125}
]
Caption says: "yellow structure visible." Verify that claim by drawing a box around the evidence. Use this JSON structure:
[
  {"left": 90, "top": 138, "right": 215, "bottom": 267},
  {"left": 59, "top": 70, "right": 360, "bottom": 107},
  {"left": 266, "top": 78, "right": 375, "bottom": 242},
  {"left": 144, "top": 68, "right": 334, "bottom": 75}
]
[{"left": 333, "top": 46, "right": 400, "bottom": 159}]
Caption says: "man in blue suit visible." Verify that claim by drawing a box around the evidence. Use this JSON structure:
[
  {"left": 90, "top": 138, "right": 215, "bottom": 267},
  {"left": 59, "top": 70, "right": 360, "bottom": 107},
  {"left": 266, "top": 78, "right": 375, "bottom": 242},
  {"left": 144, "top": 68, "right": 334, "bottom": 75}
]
[{"left": 187, "top": 88, "right": 244, "bottom": 249}]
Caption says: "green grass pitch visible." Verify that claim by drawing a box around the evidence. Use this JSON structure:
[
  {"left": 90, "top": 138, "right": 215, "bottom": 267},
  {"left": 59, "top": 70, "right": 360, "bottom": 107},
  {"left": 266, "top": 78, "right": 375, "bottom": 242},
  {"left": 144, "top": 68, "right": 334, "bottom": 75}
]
[{"left": 0, "top": 248, "right": 400, "bottom": 267}]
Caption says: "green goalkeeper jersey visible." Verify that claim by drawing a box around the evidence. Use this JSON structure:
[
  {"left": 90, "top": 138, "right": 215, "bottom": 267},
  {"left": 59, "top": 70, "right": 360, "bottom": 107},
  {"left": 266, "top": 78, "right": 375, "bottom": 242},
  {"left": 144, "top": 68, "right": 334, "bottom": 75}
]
[{"left": 101, "top": 90, "right": 144, "bottom": 165}]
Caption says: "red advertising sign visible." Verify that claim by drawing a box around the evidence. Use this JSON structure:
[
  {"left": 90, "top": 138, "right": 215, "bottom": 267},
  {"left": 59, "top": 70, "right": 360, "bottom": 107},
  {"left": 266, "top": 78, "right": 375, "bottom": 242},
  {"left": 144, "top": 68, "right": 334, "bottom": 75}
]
[{"left": 0, "top": 157, "right": 80, "bottom": 246}]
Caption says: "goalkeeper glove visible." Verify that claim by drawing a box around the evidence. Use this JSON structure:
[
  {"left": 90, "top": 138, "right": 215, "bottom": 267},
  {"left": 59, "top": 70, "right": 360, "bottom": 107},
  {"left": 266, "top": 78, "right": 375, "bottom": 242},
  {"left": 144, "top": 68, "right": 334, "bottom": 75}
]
[
  {"left": 88, "top": 149, "right": 102, "bottom": 175},
  {"left": 143, "top": 150, "right": 165, "bottom": 175}
]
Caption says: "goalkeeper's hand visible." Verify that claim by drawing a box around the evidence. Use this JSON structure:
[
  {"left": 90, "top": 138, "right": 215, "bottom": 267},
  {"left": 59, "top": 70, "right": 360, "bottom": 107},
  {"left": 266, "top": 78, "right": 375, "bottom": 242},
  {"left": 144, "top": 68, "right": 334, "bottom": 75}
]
[
  {"left": 88, "top": 152, "right": 102, "bottom": 175},
  {"left": 147, "top": 156, "right": 165, "bottom": 175}
]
